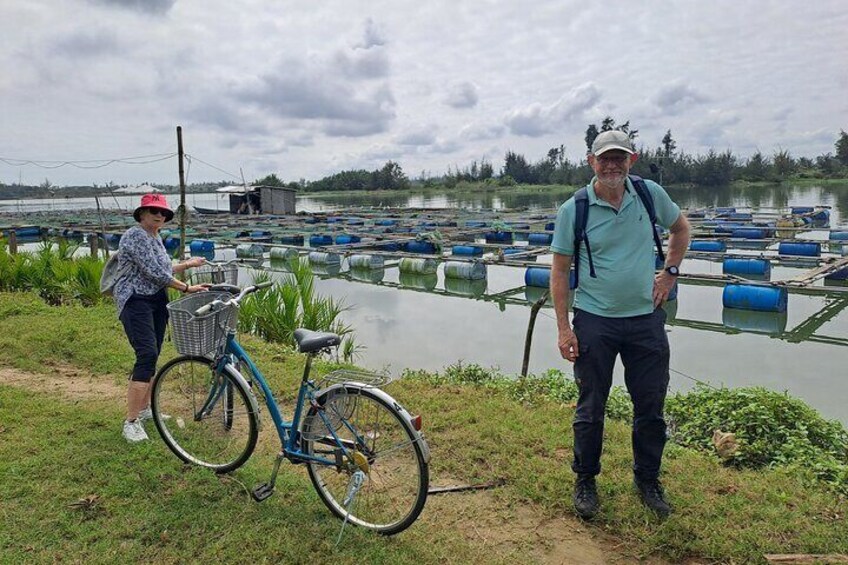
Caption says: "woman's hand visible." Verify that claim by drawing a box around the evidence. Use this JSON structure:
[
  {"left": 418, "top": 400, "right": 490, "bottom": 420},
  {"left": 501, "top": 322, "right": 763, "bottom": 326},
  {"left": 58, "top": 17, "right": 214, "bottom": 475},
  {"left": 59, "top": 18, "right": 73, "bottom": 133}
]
[
  {"left": 185, "top": 257, "right": 207, "bottom": 269},
  {"left": 185, "top": 284, "right": 211, "bottom": 294}
]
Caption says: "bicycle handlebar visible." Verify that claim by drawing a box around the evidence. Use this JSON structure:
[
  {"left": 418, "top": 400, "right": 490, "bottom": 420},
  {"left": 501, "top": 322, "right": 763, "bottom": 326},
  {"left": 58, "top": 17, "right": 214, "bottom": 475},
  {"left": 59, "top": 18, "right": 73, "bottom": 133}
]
[{"left": 193, "top": 281, "right": 273, "bottom": 316}]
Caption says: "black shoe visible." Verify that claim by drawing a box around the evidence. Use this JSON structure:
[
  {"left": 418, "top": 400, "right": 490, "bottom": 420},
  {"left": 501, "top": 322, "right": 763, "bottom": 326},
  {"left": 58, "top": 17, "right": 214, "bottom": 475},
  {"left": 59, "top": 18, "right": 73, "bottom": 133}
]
[
  {"left": 634, "top": 478, "right": 672, "bottom": 518},
  {"left": 573, "top": 476, "right": 599, "bottom": 519}
]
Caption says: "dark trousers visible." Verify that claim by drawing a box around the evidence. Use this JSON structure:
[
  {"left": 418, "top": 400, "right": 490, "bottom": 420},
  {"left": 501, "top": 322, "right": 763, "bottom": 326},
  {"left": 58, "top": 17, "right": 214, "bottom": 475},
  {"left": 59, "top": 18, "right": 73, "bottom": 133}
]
[
  {"left": 571, "top": 308, "right": 670, "bottom": 482},
  {"left": 120, "top": 289, "right": 169, "bottom": 383}
]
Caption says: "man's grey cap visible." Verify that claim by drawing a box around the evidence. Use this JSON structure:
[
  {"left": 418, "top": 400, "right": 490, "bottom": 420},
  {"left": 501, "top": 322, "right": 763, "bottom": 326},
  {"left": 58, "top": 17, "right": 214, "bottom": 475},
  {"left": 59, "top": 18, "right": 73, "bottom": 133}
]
[{"left": 591, "top": 130, "right": 635, "bottom": 155}]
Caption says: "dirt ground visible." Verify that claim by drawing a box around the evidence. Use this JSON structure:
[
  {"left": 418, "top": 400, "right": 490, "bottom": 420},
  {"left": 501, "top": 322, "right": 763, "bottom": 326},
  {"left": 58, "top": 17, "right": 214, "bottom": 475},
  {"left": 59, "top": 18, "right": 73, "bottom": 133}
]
[{"left": 1, "top": 365, "right": 674, "bottom": 564}]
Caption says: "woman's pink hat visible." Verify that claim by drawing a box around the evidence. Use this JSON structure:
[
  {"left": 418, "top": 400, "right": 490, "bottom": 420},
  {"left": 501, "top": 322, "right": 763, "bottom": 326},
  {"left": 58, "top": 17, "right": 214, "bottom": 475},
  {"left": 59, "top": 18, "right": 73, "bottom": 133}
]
[{"left": 133, "top": 193, "right": 174, "bottom": 222}]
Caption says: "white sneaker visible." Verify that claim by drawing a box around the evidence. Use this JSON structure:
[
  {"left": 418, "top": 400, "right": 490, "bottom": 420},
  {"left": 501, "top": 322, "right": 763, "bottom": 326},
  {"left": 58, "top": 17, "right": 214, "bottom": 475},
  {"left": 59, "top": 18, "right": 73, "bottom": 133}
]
[{"left": 123, "top": 419, "right": 149, "bottom": 443}]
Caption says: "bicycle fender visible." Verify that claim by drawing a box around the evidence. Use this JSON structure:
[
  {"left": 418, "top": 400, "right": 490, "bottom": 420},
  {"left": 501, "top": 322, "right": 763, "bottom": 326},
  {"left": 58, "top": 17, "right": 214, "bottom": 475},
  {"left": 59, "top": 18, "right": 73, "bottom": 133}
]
[
  {"left": 222, "top": 363, "right": 262, "bottom": 432},
  {"left": 315, "top": 382, "right": 431, "bottom": 464}
]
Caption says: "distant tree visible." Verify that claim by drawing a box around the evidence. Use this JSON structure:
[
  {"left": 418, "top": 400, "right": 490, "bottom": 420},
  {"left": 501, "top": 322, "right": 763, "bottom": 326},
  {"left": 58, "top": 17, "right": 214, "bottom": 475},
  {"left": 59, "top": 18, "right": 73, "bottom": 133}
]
[
  {"left": 693, "top": 149, "right": 736, "bottom": 186},
  {"left": 253, "top": 173, "right": 285, "bottom": 187},
  {"left": 661, "top": 130, "right": 677, "bottom": 157},
  {"left": 772, "top": 149, "right": 796, "bottom": 179},
  {"left": 835, "top": 130, "right": 848, "bottom": 166},
  {"left": 743, "top": 151, "right": 770, "bottom": 181},
  {"left": 479, "top": 160, "right": 494, "bottom": 180},
  {"left": 584, "top": 124, "right": 599, "bottom": 152},
  {"left": 502, "top": 151, "right": 533, "bottom": 184},
  {"left": 600, "top": 116, "right": 615, "bottom": 131},
  {"left": 375, "top": 161, "right": 409, "bottom": 190}
]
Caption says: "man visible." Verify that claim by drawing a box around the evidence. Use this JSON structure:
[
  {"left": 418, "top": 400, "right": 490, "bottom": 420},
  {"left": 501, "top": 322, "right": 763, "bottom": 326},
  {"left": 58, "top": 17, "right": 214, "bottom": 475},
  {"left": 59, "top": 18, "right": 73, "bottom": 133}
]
[{"left": 549, "top": 130, "right": 690, "bottom": 519}]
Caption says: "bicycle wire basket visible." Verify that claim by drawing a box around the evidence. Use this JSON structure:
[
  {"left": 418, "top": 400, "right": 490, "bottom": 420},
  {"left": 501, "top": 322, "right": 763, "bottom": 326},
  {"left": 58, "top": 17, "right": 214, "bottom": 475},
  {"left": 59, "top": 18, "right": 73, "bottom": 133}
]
[
  {"left": 188, "top": 263, "right": 238, "bottom": 285},
  {"left": 167, "top": 291, "right": 238, "bottom": 356}
]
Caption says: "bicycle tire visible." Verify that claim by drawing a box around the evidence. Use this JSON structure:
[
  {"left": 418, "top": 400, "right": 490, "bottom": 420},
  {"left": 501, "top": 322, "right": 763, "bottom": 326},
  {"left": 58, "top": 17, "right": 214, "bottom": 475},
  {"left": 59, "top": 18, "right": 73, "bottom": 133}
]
[
  {"left": 151, "top": 355, "right": 259, "bottom": 473},
  {"left": 302, "top": 386, "right": 429, "bottom": 535}
]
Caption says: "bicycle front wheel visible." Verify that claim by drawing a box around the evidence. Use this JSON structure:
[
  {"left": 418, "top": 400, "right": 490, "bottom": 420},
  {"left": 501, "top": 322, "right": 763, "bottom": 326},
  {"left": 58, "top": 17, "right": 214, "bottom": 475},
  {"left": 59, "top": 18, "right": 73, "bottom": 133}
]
[
  {"left": 303, "top": 386, "right": 429, "bottom": 535},
  {"left": 152, "top": 356, "right": 259, "bottom": 473}
]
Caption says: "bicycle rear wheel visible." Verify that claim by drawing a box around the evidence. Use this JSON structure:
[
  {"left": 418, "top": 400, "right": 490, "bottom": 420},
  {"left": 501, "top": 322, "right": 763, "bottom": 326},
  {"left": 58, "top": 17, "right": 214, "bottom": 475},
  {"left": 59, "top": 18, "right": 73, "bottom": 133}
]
[
  {"left": 152, "top": 356, "right": 258, "bottom": 473},
  {"left": 302, "top": 386, "right": 428, "bottom": 535}
]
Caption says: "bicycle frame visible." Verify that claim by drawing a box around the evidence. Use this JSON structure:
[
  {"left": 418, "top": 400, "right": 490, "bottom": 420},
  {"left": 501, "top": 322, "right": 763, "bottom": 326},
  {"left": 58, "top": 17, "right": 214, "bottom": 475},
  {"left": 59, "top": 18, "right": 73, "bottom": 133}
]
[{"left": 214, "top": 332, "right": 365, "bottom": 469}]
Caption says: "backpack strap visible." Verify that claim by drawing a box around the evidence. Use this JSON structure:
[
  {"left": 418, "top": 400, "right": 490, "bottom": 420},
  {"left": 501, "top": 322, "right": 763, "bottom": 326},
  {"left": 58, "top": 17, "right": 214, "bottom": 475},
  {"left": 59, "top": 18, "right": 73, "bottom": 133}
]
[
  {"left": 629, "top": 174, "right": 666, "bottom": 264},
  {"left": 572, "top": 187, "right": 595, "bottom": 288}
]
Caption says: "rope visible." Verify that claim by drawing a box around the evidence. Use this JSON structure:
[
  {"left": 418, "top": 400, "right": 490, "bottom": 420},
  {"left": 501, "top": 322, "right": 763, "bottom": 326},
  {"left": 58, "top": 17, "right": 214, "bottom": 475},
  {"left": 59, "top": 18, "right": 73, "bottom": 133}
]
[
  {"left": 0, "top": 152, "right": 176, "bottom": 169},
  {"left": 183, "top": 153, "right": 241, "bottom": 181}
]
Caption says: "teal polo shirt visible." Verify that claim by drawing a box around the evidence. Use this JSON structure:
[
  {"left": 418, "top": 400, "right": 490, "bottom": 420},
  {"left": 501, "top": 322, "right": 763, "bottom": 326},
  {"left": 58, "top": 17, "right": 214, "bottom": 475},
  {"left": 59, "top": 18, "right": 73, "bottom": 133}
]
[{"left": 550, "top": 177, "right": 681, "bottom": 317}]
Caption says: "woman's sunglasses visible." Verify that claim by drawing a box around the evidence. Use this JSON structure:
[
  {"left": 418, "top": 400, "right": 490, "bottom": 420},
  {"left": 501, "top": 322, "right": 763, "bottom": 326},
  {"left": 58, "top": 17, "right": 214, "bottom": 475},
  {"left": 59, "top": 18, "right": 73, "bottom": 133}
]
[{"left": 145, "top": 208, "right": 167, "bottom": 217}]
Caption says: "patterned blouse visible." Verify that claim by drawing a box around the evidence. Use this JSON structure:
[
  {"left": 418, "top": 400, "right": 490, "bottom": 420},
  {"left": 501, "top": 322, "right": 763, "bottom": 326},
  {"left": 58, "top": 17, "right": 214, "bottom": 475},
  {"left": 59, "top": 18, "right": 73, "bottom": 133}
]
[{"left": 114, "top": 225, "right": 174, "bottom": 316}]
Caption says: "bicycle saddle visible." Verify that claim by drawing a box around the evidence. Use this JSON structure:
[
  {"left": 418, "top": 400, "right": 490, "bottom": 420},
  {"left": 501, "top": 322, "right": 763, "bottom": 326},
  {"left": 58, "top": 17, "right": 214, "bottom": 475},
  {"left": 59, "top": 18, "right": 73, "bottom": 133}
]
[{"left": 294, "top": 328, "right": 341, "bottom": 353}]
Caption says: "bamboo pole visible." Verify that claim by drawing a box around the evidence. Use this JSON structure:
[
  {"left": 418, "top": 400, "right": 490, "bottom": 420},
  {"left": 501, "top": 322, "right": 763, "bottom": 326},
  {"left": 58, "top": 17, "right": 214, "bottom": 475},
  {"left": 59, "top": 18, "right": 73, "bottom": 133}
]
[{"left": 177, "top": 126, "right": 187, "bottom": 263}]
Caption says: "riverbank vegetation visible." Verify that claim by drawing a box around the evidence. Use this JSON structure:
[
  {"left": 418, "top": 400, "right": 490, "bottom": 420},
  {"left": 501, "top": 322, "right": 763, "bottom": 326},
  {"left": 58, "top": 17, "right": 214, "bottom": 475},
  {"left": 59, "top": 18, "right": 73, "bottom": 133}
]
[
  {"left": 1, "top": 279, "right": 846, "bottom": 561},
  {"left": 4, "top": 122, "right": 848, "bottom": 199}
]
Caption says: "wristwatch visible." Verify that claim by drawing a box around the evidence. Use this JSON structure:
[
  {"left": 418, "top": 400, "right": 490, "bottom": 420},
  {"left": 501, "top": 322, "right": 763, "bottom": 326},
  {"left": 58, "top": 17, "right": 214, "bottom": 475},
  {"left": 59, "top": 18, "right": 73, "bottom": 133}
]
[{"left": 664, "top": 265, "right": 680, "bottom": 276}]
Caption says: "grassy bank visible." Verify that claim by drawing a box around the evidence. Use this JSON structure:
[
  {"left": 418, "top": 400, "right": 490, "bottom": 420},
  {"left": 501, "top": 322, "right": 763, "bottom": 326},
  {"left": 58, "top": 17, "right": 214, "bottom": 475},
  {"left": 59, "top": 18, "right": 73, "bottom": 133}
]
[{"left": 1, "top": 292, "right": 846, "bottom": 563}]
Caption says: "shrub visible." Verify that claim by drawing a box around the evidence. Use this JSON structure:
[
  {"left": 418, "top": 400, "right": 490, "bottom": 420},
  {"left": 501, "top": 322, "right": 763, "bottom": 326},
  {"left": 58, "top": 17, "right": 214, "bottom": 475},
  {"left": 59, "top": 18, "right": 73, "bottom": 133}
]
[{"left": 666, "top": 385, "right": 848, "bottom": 491}]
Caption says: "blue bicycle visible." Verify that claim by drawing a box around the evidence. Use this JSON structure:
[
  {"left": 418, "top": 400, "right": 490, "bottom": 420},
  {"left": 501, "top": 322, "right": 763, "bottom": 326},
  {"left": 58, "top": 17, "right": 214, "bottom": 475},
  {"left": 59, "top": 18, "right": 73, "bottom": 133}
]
[{"left": 151, "top": 282, "right": 430, "bottom": 535}]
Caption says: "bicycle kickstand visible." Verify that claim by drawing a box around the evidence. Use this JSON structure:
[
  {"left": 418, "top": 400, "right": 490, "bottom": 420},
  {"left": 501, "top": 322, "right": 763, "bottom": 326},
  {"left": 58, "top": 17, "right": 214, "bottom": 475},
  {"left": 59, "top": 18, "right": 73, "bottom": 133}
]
[{"left": 251, "top": 452, "right": 284, "bottom": 502}]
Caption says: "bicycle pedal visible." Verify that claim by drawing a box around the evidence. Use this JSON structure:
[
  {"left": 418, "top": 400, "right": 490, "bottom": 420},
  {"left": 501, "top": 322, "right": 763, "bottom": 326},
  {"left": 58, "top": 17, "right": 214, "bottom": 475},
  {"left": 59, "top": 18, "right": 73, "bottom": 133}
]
[{"left": 251, "top": 483, "right": 275, "bottom": 502}]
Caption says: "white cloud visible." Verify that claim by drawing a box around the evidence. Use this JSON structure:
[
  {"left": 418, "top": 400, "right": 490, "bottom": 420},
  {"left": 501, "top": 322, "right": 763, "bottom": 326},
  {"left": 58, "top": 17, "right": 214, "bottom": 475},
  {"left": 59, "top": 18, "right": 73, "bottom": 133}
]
[
  {"left": 504, "top": 83, "right": 602, "bottom": 137},
  {"left": 444, "top": 82, "right": 478, "bottom": 109}
]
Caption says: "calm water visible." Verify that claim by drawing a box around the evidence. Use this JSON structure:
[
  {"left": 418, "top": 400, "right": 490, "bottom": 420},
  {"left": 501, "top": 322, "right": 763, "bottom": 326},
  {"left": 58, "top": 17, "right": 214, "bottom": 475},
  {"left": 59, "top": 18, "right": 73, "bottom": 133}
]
[{"left": 3, "top": 183, "right": 848, "bottom": 423}]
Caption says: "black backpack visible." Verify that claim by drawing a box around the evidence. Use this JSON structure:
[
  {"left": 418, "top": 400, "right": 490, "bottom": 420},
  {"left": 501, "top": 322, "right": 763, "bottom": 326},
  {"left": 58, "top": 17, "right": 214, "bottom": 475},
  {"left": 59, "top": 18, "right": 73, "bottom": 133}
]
[{"left": 572, "top": 174, "right": 665, "bottom": 288}]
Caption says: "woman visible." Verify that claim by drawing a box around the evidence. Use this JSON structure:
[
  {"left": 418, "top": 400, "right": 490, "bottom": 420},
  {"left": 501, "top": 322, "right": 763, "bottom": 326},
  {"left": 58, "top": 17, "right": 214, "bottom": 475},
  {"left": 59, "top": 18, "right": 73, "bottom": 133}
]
[{"left": 115, "top": 193, "right": 209, "bottom": 443}]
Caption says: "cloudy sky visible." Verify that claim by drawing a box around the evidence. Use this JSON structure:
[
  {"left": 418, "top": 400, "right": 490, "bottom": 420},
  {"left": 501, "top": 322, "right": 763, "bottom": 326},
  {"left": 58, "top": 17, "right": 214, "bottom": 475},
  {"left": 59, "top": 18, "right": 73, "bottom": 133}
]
[{"left": 1, "top": 0, "right": 846, "bottom": 187}]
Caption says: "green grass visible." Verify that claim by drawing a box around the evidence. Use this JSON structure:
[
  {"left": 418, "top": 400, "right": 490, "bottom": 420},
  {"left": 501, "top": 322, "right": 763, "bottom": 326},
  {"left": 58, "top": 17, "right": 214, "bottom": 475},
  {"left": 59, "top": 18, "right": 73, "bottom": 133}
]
[{"left": 1, "top": 291, "right": 846, "bottom": 563}]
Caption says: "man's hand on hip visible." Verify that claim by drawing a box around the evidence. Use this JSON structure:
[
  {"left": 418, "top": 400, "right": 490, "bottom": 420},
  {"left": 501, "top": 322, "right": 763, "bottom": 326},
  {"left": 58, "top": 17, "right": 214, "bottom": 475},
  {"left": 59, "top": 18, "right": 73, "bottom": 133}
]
[{"left": 653, "top": 271, "right": 677, "bottom": 307}]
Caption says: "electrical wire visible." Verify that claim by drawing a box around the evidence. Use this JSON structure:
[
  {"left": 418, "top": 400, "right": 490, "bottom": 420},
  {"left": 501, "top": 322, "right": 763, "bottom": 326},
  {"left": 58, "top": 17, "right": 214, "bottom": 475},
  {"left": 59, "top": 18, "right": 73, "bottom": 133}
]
[{"left": 183, "top": 153, "right": 241, "bottom": 181}]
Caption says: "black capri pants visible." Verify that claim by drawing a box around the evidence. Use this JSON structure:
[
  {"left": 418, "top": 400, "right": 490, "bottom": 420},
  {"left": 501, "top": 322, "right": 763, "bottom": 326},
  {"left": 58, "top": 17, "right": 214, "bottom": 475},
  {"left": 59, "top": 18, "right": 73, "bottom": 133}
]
[{"left": 120, "top": 289, "right": 169, "bottom": 382}]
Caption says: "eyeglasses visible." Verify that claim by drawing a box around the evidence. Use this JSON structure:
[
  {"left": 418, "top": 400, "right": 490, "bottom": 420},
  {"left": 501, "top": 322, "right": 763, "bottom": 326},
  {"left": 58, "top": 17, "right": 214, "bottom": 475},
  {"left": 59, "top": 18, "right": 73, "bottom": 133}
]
[{"left": 596, "top": 154, "right": 631, "bottom": 164}]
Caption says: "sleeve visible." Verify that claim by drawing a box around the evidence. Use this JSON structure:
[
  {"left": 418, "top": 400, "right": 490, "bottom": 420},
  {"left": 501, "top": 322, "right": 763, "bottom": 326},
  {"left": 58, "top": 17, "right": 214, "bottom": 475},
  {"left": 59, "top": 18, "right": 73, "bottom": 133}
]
[
  {"left": 550, "top": 198, "right": 576, "bottom": 256},
  {"left": 646, "top": 180, "right": 681, "bottom": 229},
  {"left": 119, "top": 229, "right": 174, "bottom": 287}
]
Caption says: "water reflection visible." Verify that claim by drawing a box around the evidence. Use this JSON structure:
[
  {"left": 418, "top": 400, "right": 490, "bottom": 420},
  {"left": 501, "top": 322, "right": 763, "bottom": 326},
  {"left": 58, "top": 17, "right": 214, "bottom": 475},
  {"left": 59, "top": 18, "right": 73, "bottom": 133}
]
[
  {"left": 722, "top": 308, "right": 788, "bottom": 335},
  {"left": 349, "top": 267, "right": 386, "bottom": 284},
  {"left": 399, "top": 272, "right": 437, "bottom": 291},
  {"left": 444, "top": 278, "right": 487, "bottom": 298}
]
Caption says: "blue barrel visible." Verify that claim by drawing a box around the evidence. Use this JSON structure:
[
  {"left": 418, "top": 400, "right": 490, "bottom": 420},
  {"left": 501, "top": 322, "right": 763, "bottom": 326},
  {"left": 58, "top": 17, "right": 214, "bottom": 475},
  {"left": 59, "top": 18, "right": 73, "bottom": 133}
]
[
  {"left": 405, "top": 240, "right": 437, "bottom": 254},
  {"left": 810, "top": 209, "right": 830, "bottom": 226},
  {"left": 686, "top": 210, "right": 706, "bottom": 219},
  {"left": 690, "top": 240, "right": 726, "bottom": 252},
  {"left": 722, "top": 284, "right": 788, "bottom": 312},
  {"left": 334, "top": 234, "right": 361, "bottom": 245},
  {"left": 485, "top": 231, "right": 513, "bottom": 243},
  {"left": 250, "top": 230, "right": 271, "bottom": 238},
  {"left": 279, "top": 235, "right": 304, "bottom": 246},
  {"left": 189, "top": 239, "right": 214, "bottom": 255},
  {"left": 304, "top": 217, "right": 320, "bottom": 224},
  {"left": 376, "top": 241, "right": 401, "bottom": 252},
  {"left": 326, "top": 217, "right": 344, "bottom": 224},
  {"left": 346, "top": 218, "right": 365, "bottom": 226},
  {"left": 714, "top": 207, "right": 736, "bottom": 215},
  {"left": 524, "top": 267, "right": 576, "bottom": 289},
  {"left": 503, "top": 247, "right": 525, "bottom": 255},
  {"left": 825, "top": 267, "right": 848, "bottom": 281},
  {"left": 528, "top": 233, "right": 553, "bottom": 246},
  {"left": 163, "top": 236, "right": 181, "bottom": 251},
  {"left": 731, "top": 228, "right": 766, "bottom": 239},
  {"left": 105, "top": 233, "right": 122, "bottom": 247},
  {"left": 791, "top": 206, "right": 814, "bottom": 215},
  {"left": 374, "top": 219, "right": 397, "bottom": 226},
  {"left": 723, "top": 258, "right": 771, "bottom": 276},
  {"left": 452, "top": 245, "right": 483, "bottom": 256},
  {"left": 465, "top": 220, "right": 489, "bottom": 228},
  {"left": 309, "top": 234, "right": 333, "bottom": 246},
  {"left": 727, "top": 212, "right": 753, "bottom": 222},
  {"left": 525, "top": 267, "right": 550, "bottom": 288},
  {"left": 829, "top": 231, "right": 848, "bottom": 241},
  {"left": 778, "top": 242, "right": 821, "bottom": 257},
  {"left": 545, "top": 222, "right": 556, "bottom": 231}
]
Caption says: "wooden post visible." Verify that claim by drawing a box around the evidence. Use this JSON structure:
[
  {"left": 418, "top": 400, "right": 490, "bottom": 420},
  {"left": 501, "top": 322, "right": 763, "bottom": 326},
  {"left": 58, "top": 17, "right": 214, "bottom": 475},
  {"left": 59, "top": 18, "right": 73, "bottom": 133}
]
[
  {"left": 8, "top": 230, "right": 17, "bottom": 254},
  {"left": 93, "top": 195, "right": 109, "bottom": 259},
  {"left": 89, "top": 233, "right": 99, "bottom": 257},
  {"left": 177, "top": 126, "right": 187, "bottom": 262},
  {"left": 521, "top": 289, "right": 549, "bottom": 378}
]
